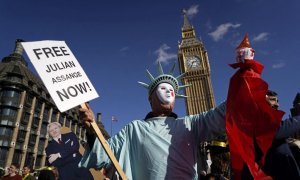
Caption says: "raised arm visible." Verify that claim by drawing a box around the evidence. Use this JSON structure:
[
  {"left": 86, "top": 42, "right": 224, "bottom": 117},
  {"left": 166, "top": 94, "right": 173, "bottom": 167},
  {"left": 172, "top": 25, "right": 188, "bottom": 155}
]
[
  {"left": 78, "top": 104, "right": 127, "bottom": 171},
  {"left": 275, "top": 115, "right": 300, "bottom": 139},
  {"left": 79, "top": 125, "right": 127, "bottom": 170},
  {"left": 189, "top": 101, "right": 226, "bottom": 142}
]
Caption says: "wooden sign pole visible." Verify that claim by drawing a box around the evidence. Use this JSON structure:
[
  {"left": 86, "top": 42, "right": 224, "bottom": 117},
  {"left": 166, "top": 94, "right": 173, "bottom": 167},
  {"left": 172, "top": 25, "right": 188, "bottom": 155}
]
[{"left": 81, "top": 103, "right": 127, "bottom": 180}]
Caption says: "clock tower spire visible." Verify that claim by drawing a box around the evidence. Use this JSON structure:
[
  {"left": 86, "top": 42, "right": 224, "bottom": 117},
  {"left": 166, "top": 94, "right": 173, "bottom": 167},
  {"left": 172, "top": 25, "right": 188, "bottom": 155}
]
[
  {"left": 182, "top": 9, "right": 193, "bottom": 31},
  {"left": 178, "top": 11, "right": 216, "bottom": 115}
]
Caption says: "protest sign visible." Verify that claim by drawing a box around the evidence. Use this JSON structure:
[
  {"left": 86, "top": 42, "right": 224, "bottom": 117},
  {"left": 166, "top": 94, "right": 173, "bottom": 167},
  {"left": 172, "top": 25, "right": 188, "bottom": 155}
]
[
  {"left": 21, "top": 40, "right": 99, "bottom": 112},
  {"left": 22, "top": 41, "right": 127, "bottom": 179}
]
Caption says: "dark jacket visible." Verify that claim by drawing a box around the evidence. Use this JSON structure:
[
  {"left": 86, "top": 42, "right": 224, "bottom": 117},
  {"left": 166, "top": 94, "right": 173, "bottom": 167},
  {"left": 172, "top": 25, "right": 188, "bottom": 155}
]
[
  {"left": 45, "top": 132, "right": 93, "bottom": 180},
  {"left": 263, "top": 139, "right": 300, "bottom": 180},
  {"left": 242, "top": 139, "right": 300, "bottom": 180}
]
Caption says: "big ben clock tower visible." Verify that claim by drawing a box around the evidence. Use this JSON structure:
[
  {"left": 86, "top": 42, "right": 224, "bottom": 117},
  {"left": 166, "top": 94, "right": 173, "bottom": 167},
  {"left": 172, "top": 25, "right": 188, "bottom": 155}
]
[{"left": 178, "top": 11, "right": 216, "bottom": 115}]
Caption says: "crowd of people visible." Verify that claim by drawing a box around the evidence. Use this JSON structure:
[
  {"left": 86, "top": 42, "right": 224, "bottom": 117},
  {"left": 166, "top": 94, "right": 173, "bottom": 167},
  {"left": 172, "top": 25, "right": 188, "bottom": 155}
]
[{"left": 0, "top": 164, "right": 58, "bottom": 180}]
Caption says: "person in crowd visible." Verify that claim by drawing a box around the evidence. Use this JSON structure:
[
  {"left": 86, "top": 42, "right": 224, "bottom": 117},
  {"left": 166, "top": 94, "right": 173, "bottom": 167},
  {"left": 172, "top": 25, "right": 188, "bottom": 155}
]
[
  {"left": 241, "top": 90, "right": 300, "bottom": 179},
  {"left": 0, "top": 167, "right": 5, "bottom": 179},
  {"left": 78, "top": 40, "right": 300, "bottom": 179},
  {"left": 79, "top": 62, "right": 227, "bottom": 179},
  {"left": 37, "top": 169, "right": 55, "bottom": 180},
  {"left": 50, "top": 166, "right": 59, "bottom": 180},
  {"left": 205, "top": 173, "right": 216, "bottom": 180},
  {"left": 2, "top": 163, "right": 22, "bottom": 180},
  {"left": 21, "top": 165, "right": 34, "bottom": 180},
  {"left": 45, "top": 122, "right": 93, "bottom": 180}
]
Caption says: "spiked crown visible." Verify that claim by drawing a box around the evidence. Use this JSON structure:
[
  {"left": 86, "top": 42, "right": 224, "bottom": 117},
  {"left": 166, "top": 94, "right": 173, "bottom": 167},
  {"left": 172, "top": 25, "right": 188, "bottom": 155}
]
[{"left": 138, "top": 62, "right": 190, "bottom": 98}]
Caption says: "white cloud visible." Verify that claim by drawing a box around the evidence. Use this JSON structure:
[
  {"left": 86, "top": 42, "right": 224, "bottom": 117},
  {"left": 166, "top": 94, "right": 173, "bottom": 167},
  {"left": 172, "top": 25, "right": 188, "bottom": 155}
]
[
  {"left": 120, "top": 46, "right": 129, "bottom": 52},
  {"left": 208, "top": 23, "right": 241, "bottom": 42},
  {"left": 186, "top": 5, "right": 199, "bottom": 18},
  {"left": 154, "top": 44, "right": 177, "bottom": 64},
  {"left": 253, "top": 32, "right": 269, "bottom": 42},
  {"left": 272, "top": 62, "right": 285, "bottom": 69}
]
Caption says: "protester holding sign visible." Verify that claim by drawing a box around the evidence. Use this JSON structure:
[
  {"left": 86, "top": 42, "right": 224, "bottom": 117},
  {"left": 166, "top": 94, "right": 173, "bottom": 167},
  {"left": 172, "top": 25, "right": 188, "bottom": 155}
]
[{"left": 78, "top": 62, "right": 227, "bottom": 179}]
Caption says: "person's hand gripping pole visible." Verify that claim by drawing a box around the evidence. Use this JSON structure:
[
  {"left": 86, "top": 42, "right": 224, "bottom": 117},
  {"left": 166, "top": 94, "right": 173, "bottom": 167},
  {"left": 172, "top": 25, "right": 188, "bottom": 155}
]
[{"left": 80, "top": 103, "right": 127, "bottom": 180}]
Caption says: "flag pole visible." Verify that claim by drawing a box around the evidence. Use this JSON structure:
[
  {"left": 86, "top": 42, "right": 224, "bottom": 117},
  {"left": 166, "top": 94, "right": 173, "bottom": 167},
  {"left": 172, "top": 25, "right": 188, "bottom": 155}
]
[
  {"left": 81, "top": 103, "right": 127, "bottom": 180},
  {"left": 111, "top": 116, "right": 113, "bottom": 136}
]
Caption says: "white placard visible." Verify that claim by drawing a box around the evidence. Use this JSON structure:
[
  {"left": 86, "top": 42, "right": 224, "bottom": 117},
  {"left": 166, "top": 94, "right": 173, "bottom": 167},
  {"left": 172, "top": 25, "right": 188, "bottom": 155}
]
[{"left": 21, "top": 40, "right": 99, "bottom": 112}]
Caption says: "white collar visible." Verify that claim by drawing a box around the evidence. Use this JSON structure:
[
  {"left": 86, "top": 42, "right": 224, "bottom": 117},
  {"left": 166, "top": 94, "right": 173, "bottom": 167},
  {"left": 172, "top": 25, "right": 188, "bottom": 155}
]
[{"left": 53, "top": 135, "right": 62, "bottom": 142}]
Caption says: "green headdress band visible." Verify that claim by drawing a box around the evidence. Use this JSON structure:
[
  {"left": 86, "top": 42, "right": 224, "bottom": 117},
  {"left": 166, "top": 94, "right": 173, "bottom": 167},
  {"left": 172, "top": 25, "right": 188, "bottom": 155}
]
[{"left": 138, "top": 61, "right": 191, "bottom": 98}]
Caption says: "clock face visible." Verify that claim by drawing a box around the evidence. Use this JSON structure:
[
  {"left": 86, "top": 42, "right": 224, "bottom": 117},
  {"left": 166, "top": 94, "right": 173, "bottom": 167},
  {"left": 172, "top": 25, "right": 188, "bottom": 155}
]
[{"left": 186, "top": 56, "right": 201, "bottom": 70}]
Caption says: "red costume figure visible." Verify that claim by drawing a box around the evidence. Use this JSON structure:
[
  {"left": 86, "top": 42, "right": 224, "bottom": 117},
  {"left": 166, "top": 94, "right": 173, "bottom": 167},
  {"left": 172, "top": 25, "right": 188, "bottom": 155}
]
[{"left": 226, "top": 34, "right": 284, "bottom": 179}]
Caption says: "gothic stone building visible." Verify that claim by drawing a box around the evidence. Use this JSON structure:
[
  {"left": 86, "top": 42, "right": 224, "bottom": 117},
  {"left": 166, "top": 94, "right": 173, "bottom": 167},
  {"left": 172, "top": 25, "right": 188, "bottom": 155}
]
[{"left": 0, "top": 40, "right": 109, "bottom": 170}]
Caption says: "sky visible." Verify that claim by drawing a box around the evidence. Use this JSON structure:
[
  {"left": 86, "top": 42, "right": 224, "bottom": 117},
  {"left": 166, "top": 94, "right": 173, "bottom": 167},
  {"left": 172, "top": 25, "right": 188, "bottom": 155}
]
[{"left": 1, "top": 0, "right": 299, "bottom": 135}]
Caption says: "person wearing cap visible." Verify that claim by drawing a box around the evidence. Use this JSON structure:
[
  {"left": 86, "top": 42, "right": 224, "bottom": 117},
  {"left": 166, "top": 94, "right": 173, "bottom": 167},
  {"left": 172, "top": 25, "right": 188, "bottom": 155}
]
[{"left": 45, "top": 122, "right": 93, "bottom": 180}]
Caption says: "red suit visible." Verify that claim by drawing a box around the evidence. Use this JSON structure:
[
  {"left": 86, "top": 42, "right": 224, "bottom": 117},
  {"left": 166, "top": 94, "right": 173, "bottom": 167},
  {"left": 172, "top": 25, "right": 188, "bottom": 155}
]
[{"left": 226, "top": 60, "right": 284, "bottom": 179}]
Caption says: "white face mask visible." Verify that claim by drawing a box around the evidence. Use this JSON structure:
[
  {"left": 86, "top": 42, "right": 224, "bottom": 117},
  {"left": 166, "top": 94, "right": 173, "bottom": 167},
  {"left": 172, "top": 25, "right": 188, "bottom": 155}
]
[
  {"left": 236, "top": 47, "right": 255, "bottom": 62},
  {"left": 156, "top": 83, "right": 175, "bottom": 104}
]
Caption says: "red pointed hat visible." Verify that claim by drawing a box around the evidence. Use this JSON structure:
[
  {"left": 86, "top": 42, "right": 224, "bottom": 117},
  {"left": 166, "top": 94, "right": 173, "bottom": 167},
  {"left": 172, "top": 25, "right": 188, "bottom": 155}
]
[{"left": 236, "top": 33, "right": 250, "bottom": 49}]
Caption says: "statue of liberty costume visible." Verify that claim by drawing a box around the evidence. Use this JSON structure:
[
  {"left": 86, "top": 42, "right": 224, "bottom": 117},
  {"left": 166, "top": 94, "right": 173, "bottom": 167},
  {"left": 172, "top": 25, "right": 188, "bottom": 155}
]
[{"left": 79, "top": 62, "right": 300, "bottom": 180}]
